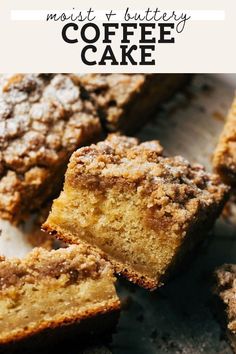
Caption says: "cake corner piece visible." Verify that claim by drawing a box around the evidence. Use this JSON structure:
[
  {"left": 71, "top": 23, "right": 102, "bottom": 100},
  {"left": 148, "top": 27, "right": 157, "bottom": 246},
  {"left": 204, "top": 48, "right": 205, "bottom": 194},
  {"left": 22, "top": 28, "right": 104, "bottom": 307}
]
[{"left": 43, "top": 134, "right": 229, "bottom": 290}]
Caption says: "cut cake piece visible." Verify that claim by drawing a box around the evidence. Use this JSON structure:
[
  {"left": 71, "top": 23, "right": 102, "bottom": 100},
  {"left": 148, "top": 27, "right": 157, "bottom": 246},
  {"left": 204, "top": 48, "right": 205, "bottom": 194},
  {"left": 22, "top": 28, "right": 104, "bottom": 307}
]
[
  {"left": 73, "top": 74, "right": 190, "bottom": 133},
  {"left": 213, "top": 95, "right": 236, "bottom": 185},
  {"left": 0, "top": 74, "right": 102, "bottom": 224},
  {"left": 214, "top": 265, "right": 236, "bottom": 353},
  {"left": 43, "top": 134, "right": 229, "bottom": 290},
  {"left": 0, "top": 245, "right": 120, "bottom": 348}
]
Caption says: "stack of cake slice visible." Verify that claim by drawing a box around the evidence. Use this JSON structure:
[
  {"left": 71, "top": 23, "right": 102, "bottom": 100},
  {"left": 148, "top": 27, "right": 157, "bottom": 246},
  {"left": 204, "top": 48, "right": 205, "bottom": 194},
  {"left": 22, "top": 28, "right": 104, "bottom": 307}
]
[
  {"left": 0, "top": 73, "right": 231, "bottom": 351},
  {"left": 0, "top": 73, "right": 192, "bottom": 350}
]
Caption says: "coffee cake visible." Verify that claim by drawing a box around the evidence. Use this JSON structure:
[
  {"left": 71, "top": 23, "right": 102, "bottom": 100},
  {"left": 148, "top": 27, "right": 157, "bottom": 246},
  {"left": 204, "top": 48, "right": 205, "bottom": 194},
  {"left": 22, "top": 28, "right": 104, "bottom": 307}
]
[
  {"left": 0, "top": 245, "right": 120, "bottom": 347},
  {"left": 72, "top": 74, "right": 190, "bottom": 133},
  {"left": 43, "top": 134, "right": 229, "bottom": 290},
  {"left": 214, "top": 265, "right": 236, "bottom": 353},
  {"left": 0, "top": 74, "right": 102, "bottom": 223},
  {"left": 213, "top": 96, "right": 236, "bottom": 185}
]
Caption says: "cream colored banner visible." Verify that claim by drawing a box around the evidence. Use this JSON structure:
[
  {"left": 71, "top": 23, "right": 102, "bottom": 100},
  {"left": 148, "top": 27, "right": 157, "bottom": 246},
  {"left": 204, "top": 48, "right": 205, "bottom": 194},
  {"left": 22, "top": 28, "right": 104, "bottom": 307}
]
[{"left": 0, "top": 0, "right": 235, "bottom": 73}]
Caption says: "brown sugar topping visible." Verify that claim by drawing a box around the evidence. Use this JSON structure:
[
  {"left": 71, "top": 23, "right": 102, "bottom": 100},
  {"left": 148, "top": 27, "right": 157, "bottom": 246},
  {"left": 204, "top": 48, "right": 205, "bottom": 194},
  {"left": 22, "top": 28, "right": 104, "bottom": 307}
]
[
  {"left": 0, "top": 74, "right": 100, "bottom": 221},
  {"left": 70, "top": 134, "right": 228, "bottom": 209},
  {"left": 0, "top": 74, "right": 97, "bottom": 176},
  {"left": 0, "top": 245, "right": 111, "bottom": 291},
  {"left": 72, "top": 74, "right": 146, "bottom": 123}
]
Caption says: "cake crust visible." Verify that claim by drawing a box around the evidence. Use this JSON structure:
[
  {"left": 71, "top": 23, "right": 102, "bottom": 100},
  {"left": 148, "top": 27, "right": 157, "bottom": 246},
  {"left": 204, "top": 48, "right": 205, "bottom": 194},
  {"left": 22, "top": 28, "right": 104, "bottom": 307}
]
[
  {"left": 42, "top": 225, "right": 159, "bottom": 289},
  {"left": 43, "top": 135, "right": 229, "bottom": 289},
  {"left": 0, "top": 74, "right": 101, "bottom": 223},
  {"left": 0, "top": 300, "right": 120, "bottom": 346}
]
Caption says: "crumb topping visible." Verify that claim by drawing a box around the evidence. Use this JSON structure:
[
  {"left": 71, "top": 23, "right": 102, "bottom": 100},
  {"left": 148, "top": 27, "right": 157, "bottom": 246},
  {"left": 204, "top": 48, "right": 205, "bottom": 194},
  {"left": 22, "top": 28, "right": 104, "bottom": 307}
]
[
  {"left": 0, "top": 74, "right": 97, "bottom": 175},
  {"left": 0, "top": 245, "right": 111, "bottom": 291},
  {"left": 73, "top": 74, "right": 146, "bottom": 124},
  {"left": 70, "top": 134, "right": 229, "bottom": 210},
  {"left": 215, "top": 265, "right": 236, "bottom": 332},
  {"left": 0, "top": 74, "right": 100, "bottom": 221}
]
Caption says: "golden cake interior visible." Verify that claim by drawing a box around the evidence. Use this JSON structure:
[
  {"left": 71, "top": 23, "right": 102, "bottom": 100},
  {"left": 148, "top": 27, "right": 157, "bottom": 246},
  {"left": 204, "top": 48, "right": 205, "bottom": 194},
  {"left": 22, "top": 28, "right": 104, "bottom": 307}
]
[
  {"left": 0, "top": 245, "right": 119, "bottom": 344},
  {"left": 44, "top": 135, "right": 228, "bottom": 289},
  {"left": 213, "top": 96, "right": 236, "bottom": 184}
]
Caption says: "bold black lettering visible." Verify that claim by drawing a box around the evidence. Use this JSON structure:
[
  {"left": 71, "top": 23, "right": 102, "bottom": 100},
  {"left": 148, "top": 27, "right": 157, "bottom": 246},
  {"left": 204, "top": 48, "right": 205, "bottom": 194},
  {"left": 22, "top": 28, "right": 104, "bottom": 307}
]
[
  {"left": 139, "top": 45, "right": 155, "bottom": 65},
  {"left": 139, "top": 23, "right": 156, "bottom": 43},
  {"left": 103, "top": 23, "right": 119, "bottom": 43},
  {"left": 121, "top": 23, "right": 137, "bottom": 43},
  {"left": 81, "top": 23, "right": 100, "bottom": 43},
  {"left": 98, "top": 46, "right": 118, "bottom": 65},
  {"left": 120, "top": 45, "right": 137, "bottom": 65},
  {"left": 81, "top": 45, "right": 97, "bottom": 65},
  {"left": 158, "top": 23, "right": 175, "bottom": 43},
  {"left": 62, "top": 23, "right": 78, "bottom": 44}
]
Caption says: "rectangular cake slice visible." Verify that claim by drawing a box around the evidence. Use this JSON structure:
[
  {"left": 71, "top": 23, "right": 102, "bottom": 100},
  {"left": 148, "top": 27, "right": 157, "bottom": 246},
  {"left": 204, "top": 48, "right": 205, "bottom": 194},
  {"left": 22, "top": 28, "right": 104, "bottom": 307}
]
[
  {"left": 214, "top": 265, "right": 236, "bottom": 353},
  {"left": 73, "top": 74, "right": 190, "bottom": 133},
  {"left": 43, "top": 134, "right": 229, "bottom": 290},
  {"left": 213, "top": 96, "right": 236, "bottom": 185},
  {"left": 0, "top": 245, "right": 120, "bottom": 348},
  {"left": 0, "top": 74, "right": 102, "bottom": 224}
]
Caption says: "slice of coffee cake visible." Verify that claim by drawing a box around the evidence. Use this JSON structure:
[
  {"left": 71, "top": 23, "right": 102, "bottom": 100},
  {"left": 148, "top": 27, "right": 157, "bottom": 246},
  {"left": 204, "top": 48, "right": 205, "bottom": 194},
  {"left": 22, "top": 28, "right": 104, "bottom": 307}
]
[
  {"left": 213, "top": 96, "right": 236, "bottom": 185},
  {"left": 0, "top": 74, "right": 102, "bottom": 223},
  {"left": 0, "top": 245, "right": 120, "bottom": 347},
  {"left": 214, "top": 265, "right": 236, "bottom": 353},
  {"left": 43, "top": 135, "right": 229, "bottom": 290},
  {"left": 73, "top": 74, "right": 190, "bottom": 133}
]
